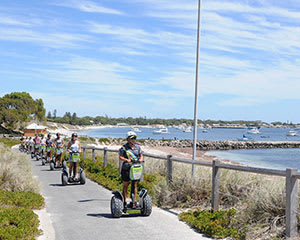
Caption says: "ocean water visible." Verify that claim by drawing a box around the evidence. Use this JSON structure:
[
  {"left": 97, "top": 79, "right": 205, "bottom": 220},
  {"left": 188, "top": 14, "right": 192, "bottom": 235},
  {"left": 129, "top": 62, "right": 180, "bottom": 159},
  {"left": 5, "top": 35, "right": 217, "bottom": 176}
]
[
  {"left": 81, "top": 127, "right": 300, "bottom": 170},
  {"left": 81, "top": 127, "right": 300, "bottom": 141},
  {"left": 206, "top": 148, "right": 300, "bottom": 170}
]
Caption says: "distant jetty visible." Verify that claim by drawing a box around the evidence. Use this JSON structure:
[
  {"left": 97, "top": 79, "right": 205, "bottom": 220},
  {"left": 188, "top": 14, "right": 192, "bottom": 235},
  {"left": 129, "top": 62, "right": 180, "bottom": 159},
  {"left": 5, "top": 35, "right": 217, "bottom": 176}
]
[{"left": 99, "top": 138, "right": 300, "bottom": 151}]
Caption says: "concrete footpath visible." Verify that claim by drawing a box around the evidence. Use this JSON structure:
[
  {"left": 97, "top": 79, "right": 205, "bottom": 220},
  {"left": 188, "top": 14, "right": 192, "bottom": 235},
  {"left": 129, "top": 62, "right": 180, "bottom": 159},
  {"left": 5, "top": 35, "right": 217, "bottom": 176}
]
[{"left": 29, "top": 155, "right": 211, "bottom": 240}]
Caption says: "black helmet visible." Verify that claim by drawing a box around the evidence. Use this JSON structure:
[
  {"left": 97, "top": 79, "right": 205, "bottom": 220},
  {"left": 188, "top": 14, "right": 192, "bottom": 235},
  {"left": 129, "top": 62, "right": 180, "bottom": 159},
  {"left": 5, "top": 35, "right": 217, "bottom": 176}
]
[
  {"left": 72, "top": 133, "right": 78, "bottom": 138},
  {"left": 56, "top": 133, "right": 60, "bottom": 137},
  {"left": 47, "top": 133, "right": 51, "bottom": 138}
]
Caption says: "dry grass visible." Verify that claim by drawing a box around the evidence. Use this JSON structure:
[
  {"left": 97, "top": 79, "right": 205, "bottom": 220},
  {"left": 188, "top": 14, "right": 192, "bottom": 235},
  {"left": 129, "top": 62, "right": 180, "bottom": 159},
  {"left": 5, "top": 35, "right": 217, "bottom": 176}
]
[{"left": 0, "top": 143, "right": 40, "bottom": 193}]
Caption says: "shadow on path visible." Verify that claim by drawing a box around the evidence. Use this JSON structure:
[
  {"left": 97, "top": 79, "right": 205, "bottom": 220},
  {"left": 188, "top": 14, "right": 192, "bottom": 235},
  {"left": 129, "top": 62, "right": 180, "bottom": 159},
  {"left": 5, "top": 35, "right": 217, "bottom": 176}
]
[
  {"left": 78, "top": 199, "right": 110, "bottom": 203},
  {"left": 87, "top": 213, "right": 141, "bottom": 219}
]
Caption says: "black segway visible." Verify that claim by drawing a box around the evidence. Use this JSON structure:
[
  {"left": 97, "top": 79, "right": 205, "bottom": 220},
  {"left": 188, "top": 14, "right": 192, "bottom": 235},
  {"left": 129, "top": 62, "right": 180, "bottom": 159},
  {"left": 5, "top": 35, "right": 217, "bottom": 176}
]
[
  {"left": 111, "top": 161, "right": 152, "bottom": 218},
  {"left": 38, "top": 145, "right": 46, "bottom": 163},
  {"left": 61, "top": 152, "right": 86, "bottom": 186},
  {"left": 42, "top": 146, "right": 52, "bottom": 165},
  {"left": 50, "top": 149, "right": 67, "bottom": 170}
]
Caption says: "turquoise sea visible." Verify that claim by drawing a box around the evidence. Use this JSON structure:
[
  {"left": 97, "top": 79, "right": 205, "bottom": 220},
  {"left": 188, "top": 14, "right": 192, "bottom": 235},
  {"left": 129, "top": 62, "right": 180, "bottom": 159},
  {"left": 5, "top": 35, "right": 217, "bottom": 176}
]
[{"left": 206, "top": 148, "right": 300, "bottom": 170}]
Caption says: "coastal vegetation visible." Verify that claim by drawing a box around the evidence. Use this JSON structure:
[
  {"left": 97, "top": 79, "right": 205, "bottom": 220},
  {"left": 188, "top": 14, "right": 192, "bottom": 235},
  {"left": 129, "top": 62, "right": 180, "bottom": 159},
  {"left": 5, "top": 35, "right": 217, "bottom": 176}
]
[
  {"left": 179, "top": 208, "right": 245, "bottom": 239},
  {"left": 47, "top": 111, "right": 300, "bottom": 128},
  {"left": 0, "top": 142, "right": 44, "bottom": 239}
]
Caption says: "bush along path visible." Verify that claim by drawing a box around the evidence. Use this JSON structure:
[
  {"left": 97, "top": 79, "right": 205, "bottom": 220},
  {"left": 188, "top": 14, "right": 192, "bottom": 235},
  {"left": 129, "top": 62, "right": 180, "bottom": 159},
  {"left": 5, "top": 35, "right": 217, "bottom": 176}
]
[
  {"left": 0, "top": 141, "right": 47, "bottom": 240},
  {"left": 0, "top": 190, "right": 45, "bottom": 240}
]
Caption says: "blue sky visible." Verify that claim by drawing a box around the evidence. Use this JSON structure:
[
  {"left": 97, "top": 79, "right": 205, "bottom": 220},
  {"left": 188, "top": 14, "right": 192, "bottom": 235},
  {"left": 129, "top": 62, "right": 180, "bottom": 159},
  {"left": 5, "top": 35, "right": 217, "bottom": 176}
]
[{"left": 0, "top": 0, "right": 300, "bottom": 123}]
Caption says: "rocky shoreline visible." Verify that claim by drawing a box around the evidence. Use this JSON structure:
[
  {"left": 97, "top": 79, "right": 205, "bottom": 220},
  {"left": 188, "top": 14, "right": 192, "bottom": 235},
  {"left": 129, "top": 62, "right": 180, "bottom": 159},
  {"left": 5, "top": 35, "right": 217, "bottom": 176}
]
[{"left": 98, "top": 138, "right": 300, "bottom": 151}]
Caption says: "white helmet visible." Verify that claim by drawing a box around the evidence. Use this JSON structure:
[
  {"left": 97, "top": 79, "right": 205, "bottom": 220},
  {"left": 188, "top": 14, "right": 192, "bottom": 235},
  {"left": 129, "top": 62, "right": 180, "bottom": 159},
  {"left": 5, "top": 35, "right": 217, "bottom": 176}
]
[{"left": 127, "top": 131, "right": 137, "bottom": 139}]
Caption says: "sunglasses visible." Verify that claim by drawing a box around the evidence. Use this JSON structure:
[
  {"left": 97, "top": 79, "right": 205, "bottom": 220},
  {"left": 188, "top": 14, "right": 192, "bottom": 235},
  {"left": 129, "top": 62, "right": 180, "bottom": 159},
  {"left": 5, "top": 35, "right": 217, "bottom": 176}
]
[{"left": 129, "top": 136, "right": 136, "bottom": 140}]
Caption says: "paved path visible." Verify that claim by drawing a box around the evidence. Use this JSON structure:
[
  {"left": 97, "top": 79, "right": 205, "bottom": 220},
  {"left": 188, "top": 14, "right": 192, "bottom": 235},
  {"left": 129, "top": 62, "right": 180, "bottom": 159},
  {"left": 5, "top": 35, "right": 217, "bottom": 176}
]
[{"left": 29, "top": 156, "right": 211, "bottom": 240}]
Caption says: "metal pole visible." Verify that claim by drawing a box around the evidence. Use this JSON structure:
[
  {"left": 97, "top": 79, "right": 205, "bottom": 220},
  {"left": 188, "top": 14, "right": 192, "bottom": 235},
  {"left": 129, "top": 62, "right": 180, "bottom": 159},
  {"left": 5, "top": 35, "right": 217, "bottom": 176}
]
[{"left": 192, "top": 0, "right": 202, "bottom": 177}]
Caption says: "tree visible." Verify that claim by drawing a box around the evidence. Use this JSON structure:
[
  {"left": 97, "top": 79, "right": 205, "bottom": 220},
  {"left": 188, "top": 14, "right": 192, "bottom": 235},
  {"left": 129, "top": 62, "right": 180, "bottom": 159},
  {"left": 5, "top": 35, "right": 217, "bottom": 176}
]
[
  {"left": 47, "top": 111, "right": 52, "bottom": 119},
  {"left": 53, "top": 109, "right": 57, "bottom": 119},
  {"left": 0, "top": 92, "right": 45, "bottom": 129},
  {"left": 35, "top": 99, "right": 46, "bottom": 121},
  {"left": 71, "top": 112, "right": 77, "bottom": 125}
]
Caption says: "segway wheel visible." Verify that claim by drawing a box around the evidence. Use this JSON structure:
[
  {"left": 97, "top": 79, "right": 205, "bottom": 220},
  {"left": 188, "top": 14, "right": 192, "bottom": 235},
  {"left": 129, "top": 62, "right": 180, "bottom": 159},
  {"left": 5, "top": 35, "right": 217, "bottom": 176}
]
[
  {"left": 141, "top": 195, "right": 152, "bottom": 216},
  {"left": 50, "top": 161, "right": 55, "bottom": 171},
  {"left": 42, "top": 159, "right": 46, "bottom": 165},
  {"left": 62, "top": 172, "right": 68, "bottom": 186},
  {"left": 31, "top": 153, "right": 35, "bottom": 159},
  {"left": 111, "top": 196, "right": 123, "bottom": 218},
  {"left": 62, "top": 161, "right": 67, "bottom": 169},
  {"left": 80, "top": 170, "right": 86, "bottom": 185}
]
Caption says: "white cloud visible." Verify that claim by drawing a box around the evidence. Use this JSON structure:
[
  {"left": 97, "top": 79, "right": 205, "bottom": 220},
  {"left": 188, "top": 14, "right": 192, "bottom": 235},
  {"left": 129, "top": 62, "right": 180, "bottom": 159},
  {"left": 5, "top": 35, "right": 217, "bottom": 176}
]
[
  {"left": 88, "top": 22, "right": 194, "bottom": 49},
  {"left": 0, "top": 27, "right": 92, "bottom": 48},
  {"left": 0, "top": 15, "right": 32, "bottom": 26},
  {"left": 100, "top": 47, "right": 147, "bottom": 56},
  {"left": 32, "top": 56, "right": 148, "bottom": 96},
  {"left": 54, "top": 0, "right": 123, "bottom": 15}
]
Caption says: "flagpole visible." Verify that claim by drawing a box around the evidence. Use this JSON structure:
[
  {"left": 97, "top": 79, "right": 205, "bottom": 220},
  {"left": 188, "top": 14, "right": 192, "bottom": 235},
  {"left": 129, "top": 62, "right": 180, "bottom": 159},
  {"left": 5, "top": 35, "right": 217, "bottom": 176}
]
[{"left": 192, "top": 0, "right": 202, "bottom": 178}]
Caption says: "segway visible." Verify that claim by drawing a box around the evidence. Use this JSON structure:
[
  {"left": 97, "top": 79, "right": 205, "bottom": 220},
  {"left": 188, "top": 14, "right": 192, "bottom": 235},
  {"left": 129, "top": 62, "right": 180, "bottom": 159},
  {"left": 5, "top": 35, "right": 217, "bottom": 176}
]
[
  {"left": 111, "top": 161, "right": 152, "bottom": 218},
  {"left": 31, "top": 144, "right": 39, "bottom": 159},
  {"left": 61, "top": 152, "right": 86, "bottom": 186},
  {"left": 19, "top": 144, "right": 24, "bottom": 152},
  {"left": 38, "top": 145, "right": 46, "bottom": 162},
  {"left": 50, "top": 148, "right": 67, "bottom": 170},
  {"left": 42, "top": 146, "right": 52, "bottom": 165}
]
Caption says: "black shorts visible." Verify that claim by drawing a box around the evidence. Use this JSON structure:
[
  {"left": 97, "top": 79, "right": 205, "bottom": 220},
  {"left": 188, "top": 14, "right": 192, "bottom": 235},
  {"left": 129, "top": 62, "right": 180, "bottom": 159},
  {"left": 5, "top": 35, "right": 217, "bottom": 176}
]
[{"left": 121, "top": 162, "right": 131, "bottom": 182}]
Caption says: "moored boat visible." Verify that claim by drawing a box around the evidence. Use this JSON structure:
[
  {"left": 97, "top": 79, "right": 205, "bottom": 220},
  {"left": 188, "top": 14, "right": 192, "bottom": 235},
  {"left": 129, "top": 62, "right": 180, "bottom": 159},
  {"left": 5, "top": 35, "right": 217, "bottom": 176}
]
[
  {"left": 287, "top": 130, "right": 299, "bottom": 137},
  {"left": 153, "top": 128, "right": 169, "bottom": 134}
]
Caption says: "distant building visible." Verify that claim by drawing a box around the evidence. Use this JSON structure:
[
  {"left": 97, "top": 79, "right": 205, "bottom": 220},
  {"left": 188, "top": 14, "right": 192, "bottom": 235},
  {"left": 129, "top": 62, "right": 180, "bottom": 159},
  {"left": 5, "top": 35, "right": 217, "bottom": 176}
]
[
  {"left": 24, "top": 123, "right": 47, "bottom": 137},
  {"left": 117, "top": 123, "right": 128, "bottom": 126}
]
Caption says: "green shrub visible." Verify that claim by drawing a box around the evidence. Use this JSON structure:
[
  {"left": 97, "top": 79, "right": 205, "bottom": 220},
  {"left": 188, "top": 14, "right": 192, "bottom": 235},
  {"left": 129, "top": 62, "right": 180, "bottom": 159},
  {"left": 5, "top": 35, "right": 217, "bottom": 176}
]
[
  {"left": 0, "top": 138, "right": 19, "bottom": 148},
  {"left": 0, "top": 206, "right": 41, "bottom": 240},
  {"left": 179, "top": 208, "right": 245, "bottom": 239},
  {"left": 0, "top": 190, "right": 44, "bottom": 210}
]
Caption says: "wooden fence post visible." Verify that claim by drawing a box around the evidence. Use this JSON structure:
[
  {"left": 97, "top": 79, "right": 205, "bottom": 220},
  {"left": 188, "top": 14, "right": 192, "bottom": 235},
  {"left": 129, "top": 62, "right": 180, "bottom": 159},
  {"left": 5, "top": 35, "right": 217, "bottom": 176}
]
[
  {"left": 92, "top": 147, "right": 95, "bottom": 162},
  {"left": 285, "top": 168, "right": 298, "bottom": 238},
  {"left": 83, "top": 147, "right": 86, "bottom": 160},
  {"left": 167, "top": 155, "right": 173, "bottom": 185},
  {"left": 212, "top": 160, "right": 220, "bottom": 211},
  {"left": 103, "top": 147, "right": 108, "bottom": 167}
]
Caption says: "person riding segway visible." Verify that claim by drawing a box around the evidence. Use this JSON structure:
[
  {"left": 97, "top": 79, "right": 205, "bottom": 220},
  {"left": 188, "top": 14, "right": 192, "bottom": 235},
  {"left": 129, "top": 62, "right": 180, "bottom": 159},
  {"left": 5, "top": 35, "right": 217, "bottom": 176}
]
[
  {"left": 33, "top": 133, "right": 41, "bottom": 159},
  {"left": 110, "top": 131, "right": 152, "bottom": 218},
  {"left": 45, "top": 134, "right": 53, "bottom": 165},
  {"left": 39, "top": 134, "right": 46, "bottom": 159},
  {"left": 61, "top": 133, "right": 86, "bottom": 185},
  {"left": 53, "top": 133, "right": 64, "bottom": 167}
]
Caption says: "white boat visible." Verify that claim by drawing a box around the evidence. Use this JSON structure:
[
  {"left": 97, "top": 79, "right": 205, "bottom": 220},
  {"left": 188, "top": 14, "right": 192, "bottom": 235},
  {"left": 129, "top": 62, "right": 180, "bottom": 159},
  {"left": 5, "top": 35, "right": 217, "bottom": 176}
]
[
  {"left": 131, "top": 127, "right": 141, "bottom": 133},
  {"left": 287, "top": 130, "right": 299, "bottom": 137},
  {"left": 202, "top": 129, "right": 208, "bottom": 133},
  {"left": 153, "top": 128, "right": 169, "bottom": 134},
  {"left": 247, "top": 127, "right": 260, "bottom": 134},
  {"left": 183, "top": 127, "right": 192, "bottom": 133},
  {"left": 237, "top": 134, "right": 252, "bottom": 141}
]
